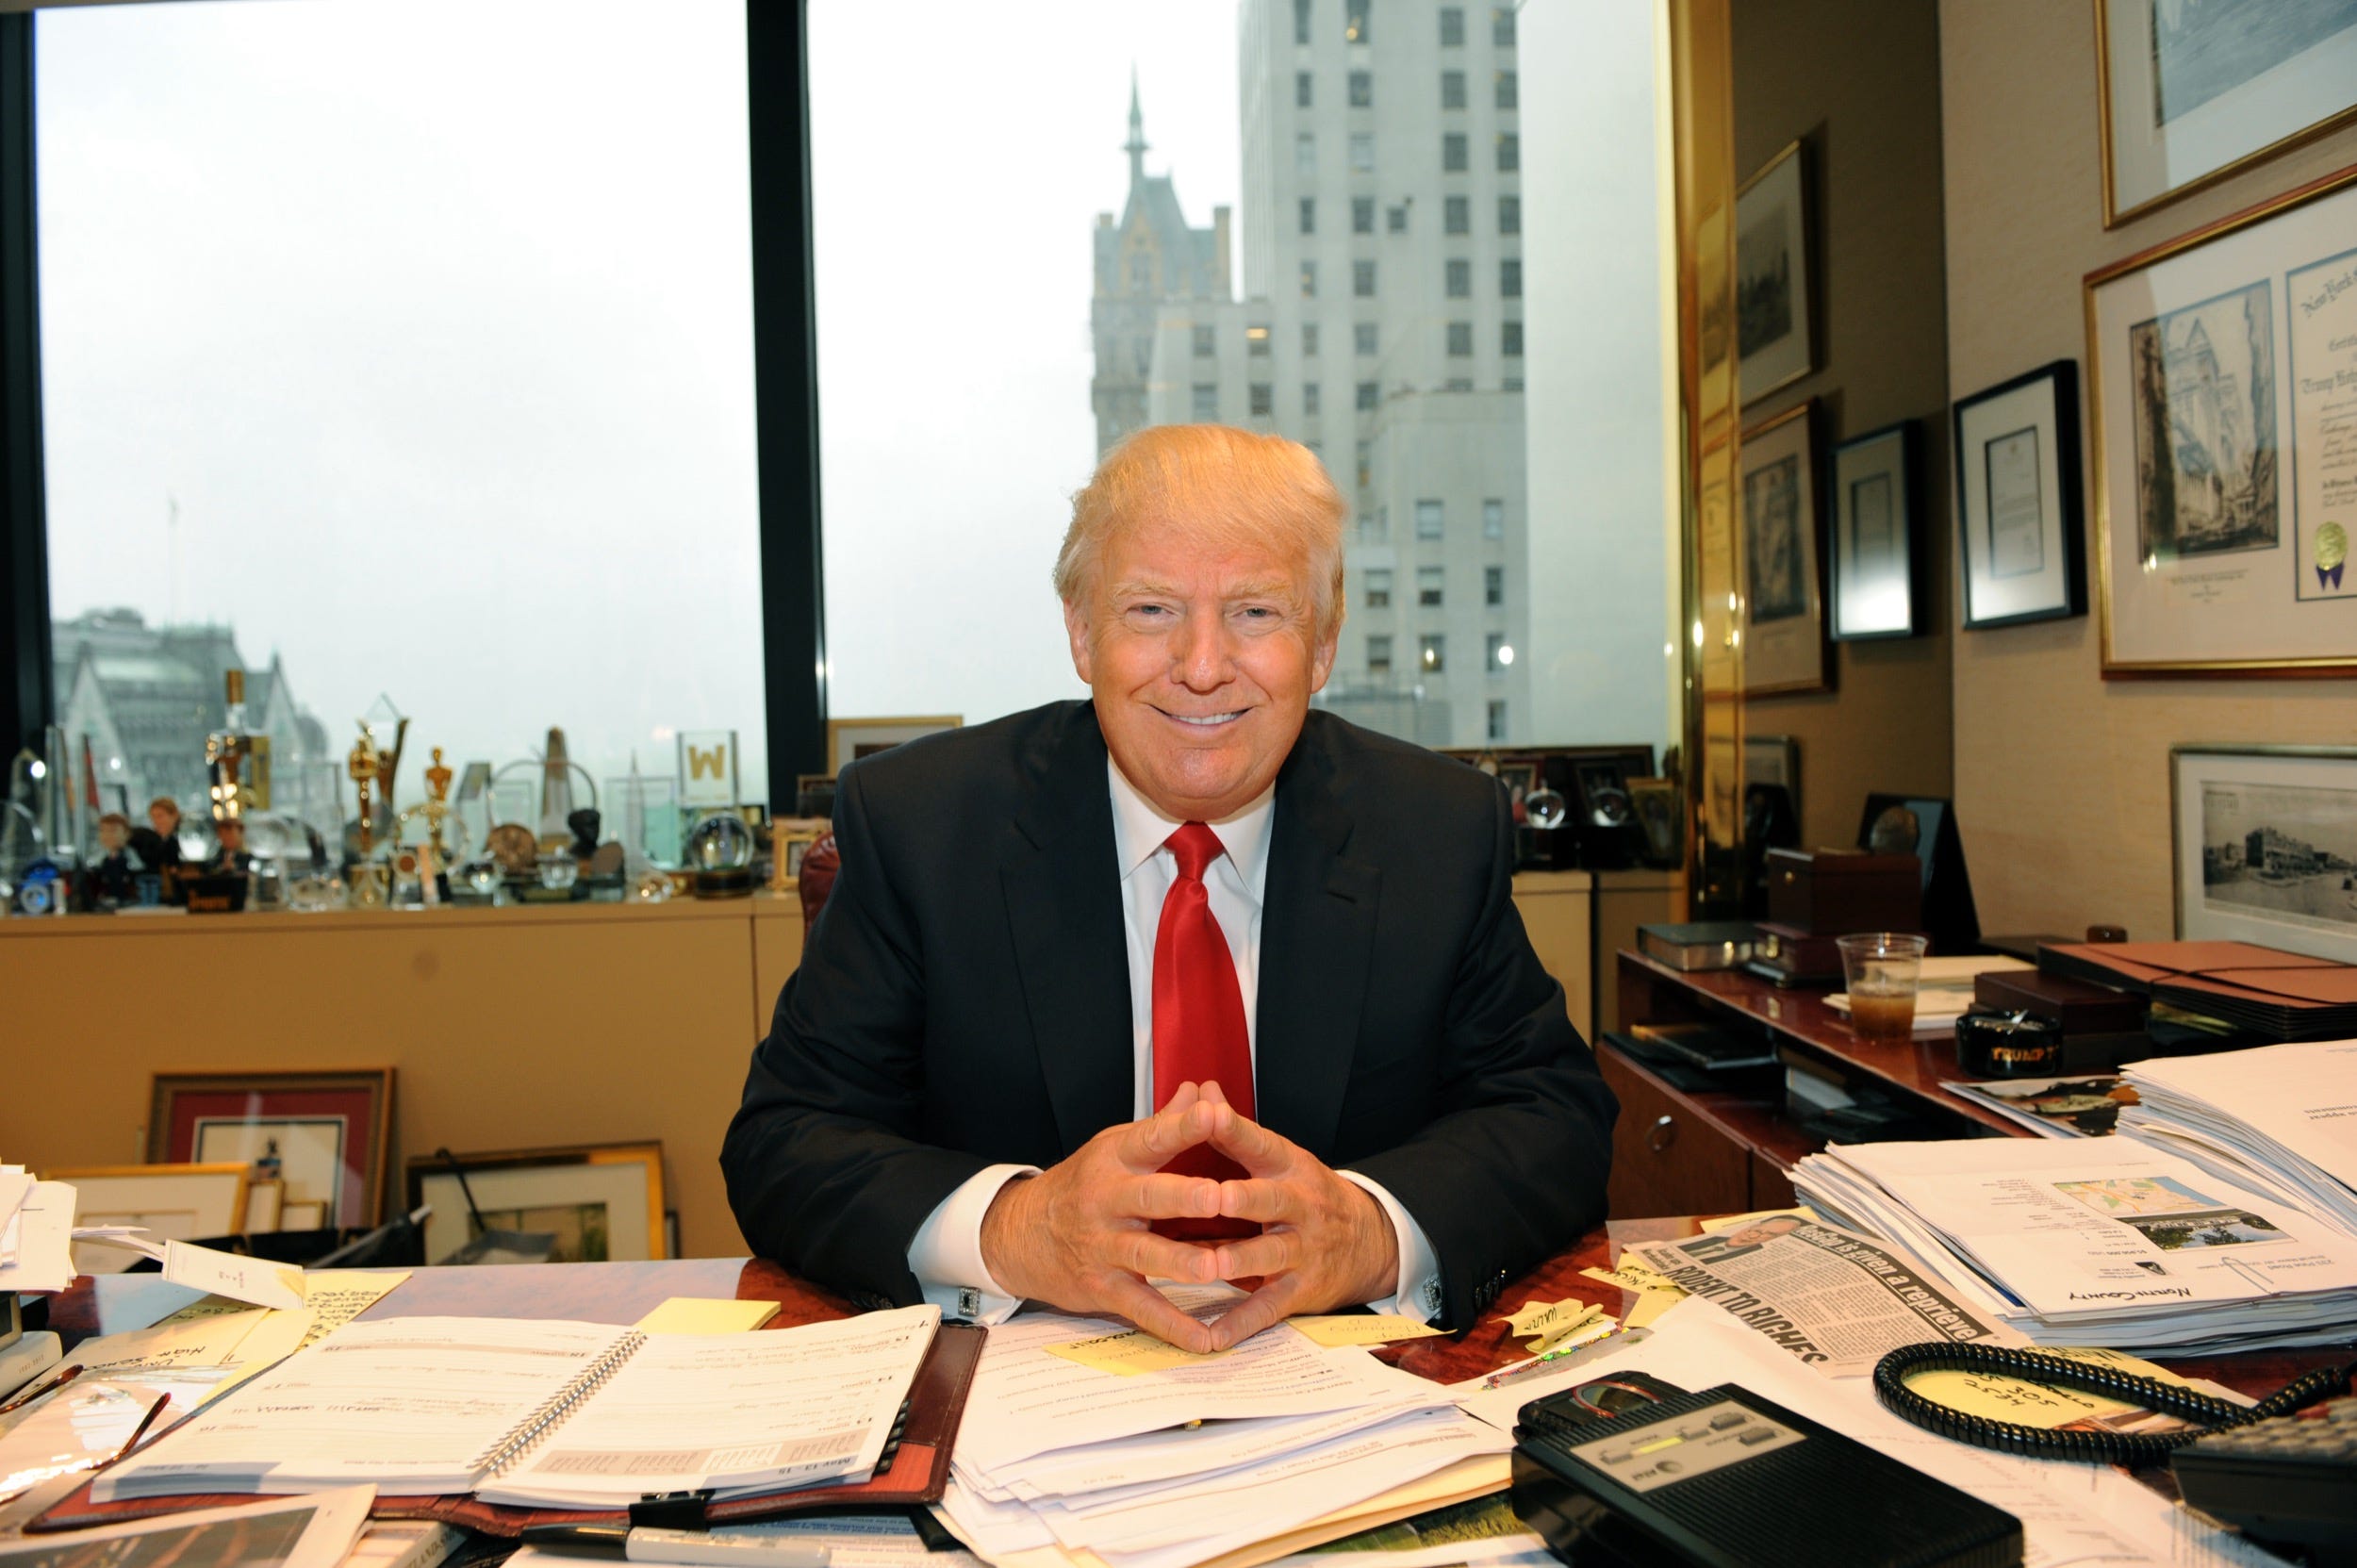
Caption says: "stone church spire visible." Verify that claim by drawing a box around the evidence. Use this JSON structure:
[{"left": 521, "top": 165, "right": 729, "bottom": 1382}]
[{"left": 1125, "top": 67, "right": 1148, "bottom": 190}]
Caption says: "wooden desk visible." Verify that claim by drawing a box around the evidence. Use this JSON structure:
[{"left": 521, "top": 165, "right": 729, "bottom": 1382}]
[{"left": 1603, "top": 949, "right": 2025, "bottom": 1222}]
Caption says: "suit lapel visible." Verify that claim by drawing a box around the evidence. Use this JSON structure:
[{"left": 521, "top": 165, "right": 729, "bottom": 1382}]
[
  {"left": 1255, "top": 723, "right": 1379, "bottom": 1161},
  {"left": 1001, "top": 705, "right": 1134, "bottom": 1156}
]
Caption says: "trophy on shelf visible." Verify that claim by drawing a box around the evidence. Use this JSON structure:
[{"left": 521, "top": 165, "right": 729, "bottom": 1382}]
[
  {"left": 395, "top": 748, "right": 461, "bottom": 907},
  {"left": 346, "top": 723, "right": 389, "bottom": 910}
]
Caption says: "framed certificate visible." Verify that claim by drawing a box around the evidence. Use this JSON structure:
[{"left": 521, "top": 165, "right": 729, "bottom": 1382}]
[
  {"left": 1829, "top": 421, "right": 1920, "bottom": 641},
  {"left": 1737, "top": 401, "right": 1828, "bottom": 694},
  {"left": 1953, "top": 360, "right": 2086, "bottom": 630},
  {"left": 2085, "top": 162, "right": 2357, "bottom": 674}
]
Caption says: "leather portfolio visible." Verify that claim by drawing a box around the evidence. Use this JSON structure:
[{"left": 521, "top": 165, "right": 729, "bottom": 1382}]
[
  {"left": 33, "top": 1321, "right": 986, "bottom": 1539},
  {"left": 2036, "top": 939, "right": 2341, "bottom": 997},
  {"left": 1762, "top": 848, "right": 1920, "bottom": 936}
]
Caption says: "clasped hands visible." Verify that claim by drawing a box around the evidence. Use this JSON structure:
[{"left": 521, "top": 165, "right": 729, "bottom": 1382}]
[{"left": 977, "top": 1081, "right": 1399, "bottom": 1354}]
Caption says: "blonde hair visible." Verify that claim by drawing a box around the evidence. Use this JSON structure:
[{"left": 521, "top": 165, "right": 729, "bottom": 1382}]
[{"left": 1055, "top": 424, "right": 1346, "bottom": 641}]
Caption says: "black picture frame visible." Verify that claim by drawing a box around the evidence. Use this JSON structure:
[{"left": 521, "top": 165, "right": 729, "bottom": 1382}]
[
  {"left": 1953, "top": 360, "right": 2085, "bottom": 631},
  {"left": 1828, "top": 420, "right": 1920, "bottom": 641}
]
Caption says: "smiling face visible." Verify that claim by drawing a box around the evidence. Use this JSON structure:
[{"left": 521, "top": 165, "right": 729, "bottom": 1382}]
[{"left": 1066, "top": 513, "right": 1337, "bottom": 822}]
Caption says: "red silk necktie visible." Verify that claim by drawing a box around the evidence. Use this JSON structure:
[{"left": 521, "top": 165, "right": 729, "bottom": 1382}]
[{"left": 1151, "top": 822, "right": 1260, "bottom": 1242}]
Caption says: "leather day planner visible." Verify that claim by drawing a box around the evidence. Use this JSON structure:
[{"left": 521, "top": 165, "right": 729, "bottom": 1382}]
[{"left": 32, "top": 1322, "right": 985, "bottom": 1539}]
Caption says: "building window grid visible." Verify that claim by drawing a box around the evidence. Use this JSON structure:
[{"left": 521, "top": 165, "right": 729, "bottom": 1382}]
[
  {"left": 1485, "top": 565, "right": 1504, "bottom": 605},
  {"left": 1414, "top": 498, "right": 1444, "bottom": 538},
  {"left": 1487, "top": 700, "right": 1507, "bottom": 742},
  {"left": 1481, "top": 498, "right": 1505, "bottom": 538},
  {"left": 1497, "top": 132, "right": 1520, "bottom": 172},
  {"left": 1353, "top": 258, "right": 1376, "bottom": 297},
  {"left": 1495, "top": 70, "right": 1517, "bottom": 109},
  {"left": 1249, "top": 382, "right": 1273, "bottom": 417},
  {"left": 1356, "top": 439, "right": 1372, "bottom": 488},
  {"left": 1192, "top": 324, "right": 1215, "bottom": 358},
  {"left": 1356, "top": 380, "right": 1379, "bottom": 410},
  {"left": 1417, "top": 566, "right": 1444, "bottom": 606},
  {"left": 1296, "top": 70, "right": 1313, "bottom": 107},
  {"left": 1294, "top": 0, "right": 1311, "bottom": 43},
  {"left": 1247, "top": 324, "right": 1272, "bottom": 355},
  {"left": 1502, "top": 319, "right": 1523, "bottom": 356},
  {"left": 1499, "top": 194, "right": 1521, "bottom": 234},
  {"left": 1303, "top": 322, "right": 1320, "bottom": 356},
  {"left": 1351, "top": 195, "right": 1376, "bottom": 233},
  {"left": 1344, "top": 0, "right": 1370, "bottom": 43},
  {"left": 1485, "top": 632, "right": 1506, "bottom": 671},
  {"left": 1387, "top": 203, "right": 1409, "bottom": 232},
  {"left": 1364, "top": 568, "right": 1392, "bottom": 608},
  {"left": 1367, "top": 634, "right": 1393, "bottom": 677},
  {"left": 1441, "top": 70, "right": 1465, "bottom": 110},
  {"left": 1348, "top": 131, "right": 1375, "bottom": 172},
  {"left": 1444, "top": 194, "right": 1469, "bottom": 234},
  {"left": 1296, "top": 132, "right": 1316, "bottom": 174},
  {"left": 1445, "top": 257, "right": 1471, "bottom": 298},
  {"left": 1354, "top": 322, "right": 1378, "bottom": 355},
  {"left": 1303, "top": 381, "right": 1321, "bottom": 415},
  {"left": 1446, "top": 321, "right": 1473, "bottom": 356},
  {"left": 1192, "top": 384, "right": 1218, "bottom": 421},
  {"left": 1442, "top": 132, "right": 1467, "bottom": 173},
  {"left": 1440, "top": 6, "right": 1464, "bottom": 46},
  {"left": 1420, "top": 634, "right": 1445, "bottom": 673},
  {"left": 1501, "top": 257, "right": 1522, "bottom": 297},
  {"left": 1299, "top": 196, "right": 1316, "bottom": 235},
  {"left": 1492, "top": 6, "right": 1515, "bottom": 44},
  {"left": 1301, "top": 259, "right": 1317, "bottom": 297},
  {"left": 1348, "top": 69, "right": 1373, "bottom": 107}
]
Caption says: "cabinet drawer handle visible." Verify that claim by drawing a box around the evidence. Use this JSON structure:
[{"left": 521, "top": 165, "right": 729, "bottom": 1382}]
[{"left": 1647, "top": 1114, "right": 1676, "bottom": 1153}]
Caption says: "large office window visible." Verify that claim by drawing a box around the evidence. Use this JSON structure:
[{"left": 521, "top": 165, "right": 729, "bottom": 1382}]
[{"left": 37, "top": 0, "right": 765, "bottom": 834}]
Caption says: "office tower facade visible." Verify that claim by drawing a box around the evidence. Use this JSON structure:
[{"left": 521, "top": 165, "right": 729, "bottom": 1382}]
[{"left": 1096, "top": 2, "right": 1528, "bottom": 749}]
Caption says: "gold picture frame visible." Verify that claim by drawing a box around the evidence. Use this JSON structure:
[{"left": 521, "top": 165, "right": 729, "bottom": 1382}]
[
  {"left": 825, "top": 716, "right": 961, "bottom": 776},
  {"left": 404, "top": 1141, "right": 667, "bottom": 1265},
  {"left": 2094, "top": 0, "right": 2357, "bottom": 228},
  {"left": 2085, "top": 160, "right": 2357, "bottom": 676},
  {"left": 145, "top": 1067, "right": 396, "bottom": 1229},
  {"left": 49, "top": 1162, "right": 253, "bottom": 1270},
  {"left": 1735, "top": 140, "right": 1814, "bottom": 407},
  {"left": 1737, "top": 399, "right": 1827, "bottom": 694}
]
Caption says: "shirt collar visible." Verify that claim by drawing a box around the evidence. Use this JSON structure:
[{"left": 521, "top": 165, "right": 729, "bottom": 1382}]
[{"left": 1106, "top": 757, "right": 1276, "bottom": 898}]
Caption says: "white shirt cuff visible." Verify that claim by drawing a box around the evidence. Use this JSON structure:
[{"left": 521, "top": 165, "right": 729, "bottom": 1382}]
[
  {"left": 1337, "top": 1170, "right": 1442, "bottom": 1323},
  {"left": 908, "top": 1163, "right": 1039, "bottom": 1325}
]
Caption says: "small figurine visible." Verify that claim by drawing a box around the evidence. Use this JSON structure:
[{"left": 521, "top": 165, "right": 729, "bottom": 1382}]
[
  {"left": 88, "top": 811, "right": 143, "bottom": 907},
  {"left": 131, "top": 795, "right": 185, "bottom": 871},
  {"left": 349, "top": 724, "right": 381, "bottom": 862},
  {"left": 206, "top": 816, "right": 253, "bottom": 876}
]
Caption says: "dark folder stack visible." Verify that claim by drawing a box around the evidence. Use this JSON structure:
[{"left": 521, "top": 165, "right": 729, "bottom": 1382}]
[
  {"left": 2150, "top": 967, "right": 2357, "bottom": 1043},
  {"left": 2036, "top": 940, "right": 2357, "bottom": 1049}
]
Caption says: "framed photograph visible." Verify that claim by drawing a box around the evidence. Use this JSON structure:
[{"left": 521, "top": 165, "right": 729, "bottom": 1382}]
[
  {"left": 1493, "top": 758, "right": 1541, "bottom": 820},
  {"left": 147, "top": 1069, "right": 394, "bottom": 1229},
  {"left": 405, "top": 1142, "right": 667, "bottom": 1266},
  {"left": 1954, "top": 360, "right": 2088, "bottom": 630},
  {"left": 1742, "top": 734, "right": 1800, "bottom": 826},
  {"left": 767, "top": 817, "right": 828, "bottom": 892},
  {"left": 826, "top": 716, "right": 962, "bottom": 776},
  {"left": 2096, "top": 0, "right": 2357, "bottom": 228},
  {"left": 242, "top": 1177, "right": 285, "bottom": 1234},
  {"left": 2171, "top": 745, "right": 2357, "bottom": 962},
  {"left": 280, "top": 1198, "right": 328, "bottom": 1231},
  {"left": 2087, "top": 163, "right": 2357, "bottom": 674},
  {"left": 1738, "top": 400, "right": 1828, "bottom": 693},
  {"left": 51, "top": 1163, "right": 251, "bottom": 1272},
  {"left": 1829, "top": 421, "right": 1921, "bottom": 641},
  {"left": 1626, "top": 777, "right": 1683, "bottom": 867},
  {"left": 1736, "top": 140, "right": 1813, "bottom": 406}
]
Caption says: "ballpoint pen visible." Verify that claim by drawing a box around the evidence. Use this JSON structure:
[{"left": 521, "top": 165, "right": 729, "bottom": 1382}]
[
  {"left": 1480, "top": 1325, "right": 1650, "bottom": 1390},
  {"left": 516, "top": 1525, "right": 831, "bottom": 1567}
]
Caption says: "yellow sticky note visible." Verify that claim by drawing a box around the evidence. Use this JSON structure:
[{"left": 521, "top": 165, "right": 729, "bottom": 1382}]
[
  {"left": 1580, "top": 1260, "right": 1688, "bottom": 1330},
  {"left": 635, "top": 1297, "right": 784, "bottom": 1334},
  {"left": 1043, "top": 1329, "right": 1233, "bottom": 1376},
  {"left": 1288, "top": 1314, "right": 1446, "bottom": 1347},
  {"left": 1624, "top": 1289, "right": 1681, "bottom": 1330},
  {"left": 1502, "top": 1297, "right": 1605, "bottom": 1352}
]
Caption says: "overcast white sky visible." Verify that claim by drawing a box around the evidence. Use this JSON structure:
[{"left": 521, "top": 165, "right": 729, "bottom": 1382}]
[{"left": 38, "top": 0, "right": 1244, "bottom": 803}]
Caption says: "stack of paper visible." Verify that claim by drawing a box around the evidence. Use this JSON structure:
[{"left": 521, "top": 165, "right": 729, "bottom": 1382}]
[
  {"left": 2118, "top": 1039, "right": 2357, "bottom": 1236},
  {"left": 937, "top": 1287, "right": 1510, "bottom": 1568},
  {"left": 1790, "top": 1136, "right": 2357, "bottom": 1355},
  {"left": 0, "top": 1166, "right": 74, "bottom": 1294}
]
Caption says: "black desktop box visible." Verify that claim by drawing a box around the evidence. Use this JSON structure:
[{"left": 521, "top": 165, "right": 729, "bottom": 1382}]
[{"left": 1510, "top": 1381, "right": 2021, "bottom": 1568}]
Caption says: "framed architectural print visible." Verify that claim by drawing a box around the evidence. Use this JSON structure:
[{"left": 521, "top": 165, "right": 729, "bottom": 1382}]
[
  {"left": 2097, "top": 0, "right": 2357, "bottom": 227},
  {"left": 826, "top": 716, "right": 962, "bottom": 775},
  {"left": 1829, "top": 421, "right": 1920, "bottom": 640},
  {"left": 147, "top": 1068, "right": 394, "bottom": 1229},
  {"left": 2171, "top": 745, "right": 2357, "bottom": 963},
  {"left": 1735, "top": 140, "right": 1814, "bottom": 405},
  {"left": 406, "top": 1142, "right": 667, "bottom": 1266},
  {"left": 1737, "top": 401, "right": 1828, "bottom": 693},
  {"left": 2086, "top": 162, "right": 2357, "bottom": 675},
  {"left": 1953, "top": 360, "right": 2087, "bottom": 629}
]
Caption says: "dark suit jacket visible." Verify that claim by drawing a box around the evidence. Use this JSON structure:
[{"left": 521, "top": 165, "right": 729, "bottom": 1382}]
[{"left": 721, "top": 701, "right": 1616, "bottom": 1329}]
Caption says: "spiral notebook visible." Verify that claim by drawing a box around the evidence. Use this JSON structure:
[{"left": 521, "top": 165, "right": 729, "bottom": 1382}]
[{"left": 87, "top": 1307, "right": 940, "bottom": 1508}]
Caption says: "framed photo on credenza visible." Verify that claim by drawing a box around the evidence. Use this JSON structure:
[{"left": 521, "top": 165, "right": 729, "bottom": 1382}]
[
  {"left": 1953, "top": 360, "right": 2086, "bottom": 630},
  {"left": 2170, "top": 745, "right": 2357, "bottom": 964}
]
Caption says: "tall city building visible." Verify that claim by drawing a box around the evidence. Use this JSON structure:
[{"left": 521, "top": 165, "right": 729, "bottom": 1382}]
[{"left": 1094, "top": 2, "right": 1528, "bottom": 749}]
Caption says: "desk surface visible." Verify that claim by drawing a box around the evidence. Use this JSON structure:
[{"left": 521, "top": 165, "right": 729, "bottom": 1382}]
[{"left": 44, "top": 1221, "right": 2342, "bottom": 1404}]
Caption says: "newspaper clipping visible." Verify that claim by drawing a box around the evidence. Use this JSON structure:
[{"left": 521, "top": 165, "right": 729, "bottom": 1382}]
[{"left": 1631, "top": 1216, "right": 2011, "bottom": 1376}]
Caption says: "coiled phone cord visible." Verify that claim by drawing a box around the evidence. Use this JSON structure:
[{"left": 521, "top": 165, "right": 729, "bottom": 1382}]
[{"left": 1871, "top": 1343, "right": 2354, "bottom": 1463}]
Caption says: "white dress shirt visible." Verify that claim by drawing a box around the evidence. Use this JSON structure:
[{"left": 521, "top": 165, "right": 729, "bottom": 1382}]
[{"left": 905, "top": 758, "right": 1442, "bottom": 1325}]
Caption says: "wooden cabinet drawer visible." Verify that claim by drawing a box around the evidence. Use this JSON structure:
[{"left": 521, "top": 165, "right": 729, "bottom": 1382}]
[{"left": 1597, "top": 1048, "right": 1750, "bottom": 1220}]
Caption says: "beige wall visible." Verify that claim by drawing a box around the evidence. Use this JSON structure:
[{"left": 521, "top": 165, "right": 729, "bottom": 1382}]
[
  {"left": 1940, "top": 1, "right": 2357, "bottom": 940},
  {"left": 1733, "top": 0, "right": 1955, "bottom": 851}
]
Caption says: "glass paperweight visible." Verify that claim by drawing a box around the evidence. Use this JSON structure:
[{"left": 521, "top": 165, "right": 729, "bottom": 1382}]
[
  {"left": 1524, "top": 786, "right": 1569, "bottom": 832},
  {"left": 684, "top": 811, "right": 754, "bottom": 872},
  {"left": 537, "top": 854, "right": 580, "bottom": 891},
  {"left": 633, "top": 867, "right": 676, "bottom": 902},
  {"left": 461, "top": 859, "right": 502, "bottom": 896},
  {"left": 286, "top": 875, "right": 345, "bottom": 914}
]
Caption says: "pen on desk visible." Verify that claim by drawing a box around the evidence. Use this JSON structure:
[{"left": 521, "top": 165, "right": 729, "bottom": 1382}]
[
  {"left": 517, "top": 1525, "right": 832, "bottom": 1567},
  {"left": 0, "top": 1362, "right": 80, "bottom": 1415},
  {"left": 1480, "top": 1325, "right": 1649, "bottom": 1390}
]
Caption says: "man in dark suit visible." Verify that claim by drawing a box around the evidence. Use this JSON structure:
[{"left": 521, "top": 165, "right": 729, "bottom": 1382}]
[{"left": 724, "top": 425, "right": 1615, "bottom": 1352}]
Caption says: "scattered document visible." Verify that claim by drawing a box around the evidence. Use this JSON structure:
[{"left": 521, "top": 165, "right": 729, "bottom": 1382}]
[
  {"left": 0, "top": 1485, "right": 373, "bottom": 1568},
  {"left": 74, "top": 1234, "right": 306, "bottom": 1311},
  {"left": 1793, "top": 1135, "right": 2357, "bottom": 1353},
  {"left": 1285, "top": 1316, "right": 1443, "bottom": 1349},
  {"left": 1938, "top": 1074, "right": 2135, "bottom": 1138},
  {"left": 0, "top": 1181, "right": 75, "bottom": 1294},
  {"left": 1043, "top": 1329, "right": 1234, "bottom": 1377},
  {"left": 634, "top": 1296, "right": 783, "bottom": 1334},
  {"left": 160, "top": 1270, "right": 410, "bottom": 1351},
  {"left": 512, "top": 1515, "right": 976, "bottom": 1568},
  {"left": 1498, "top": 1298, "right": 1602, "bottom": 1354},
  {"left": 2119, "top": 1039, "right": 2357, "bottom": 1234}
]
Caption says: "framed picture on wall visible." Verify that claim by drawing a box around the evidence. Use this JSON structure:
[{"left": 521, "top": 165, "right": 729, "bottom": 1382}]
[
  {"left": 826, "top": 716, "right": 962, "bottom": 776},
  {"left": 1953, "top": 360, "right": 2086, "bottom": 630},
  {"left": 1735, "top": 140, "right": 1814, "bottom": 405},
  {"left": 146, "top": 1068, "right": 394, "bottom": 1229},
  {"left": 1742, "top": 734, "right": 1801, "bottom": 828},
  {"left": 1737, "top": 401, "right": 1828, "bottom": 693},
  {"left": 2085, "top": 162, "right": 2357, "bottom": 675},
  {"left": 1829, "top": 421, "right": 1920, "bottom": 640},
  {"left": 2170, "top": 745, "right": 2357, "bottom": 963},
  {"left": 2096, "top": 0, "right": 2357, "bottom": 227}
]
